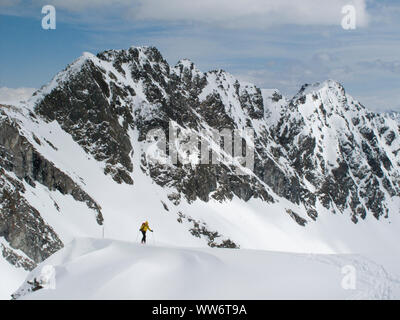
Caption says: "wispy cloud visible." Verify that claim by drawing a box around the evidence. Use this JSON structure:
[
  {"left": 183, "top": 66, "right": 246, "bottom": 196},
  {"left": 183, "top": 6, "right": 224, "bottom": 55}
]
[
  {"left": 358, "top": 59, "right": 400, "bottom": 74},
  {"left": 129, "top": 0, "right": 370, "bottom": 28},
  {"left": 3, "top": 0, "right": 370, "bottom": 28},
  {"left": 0, "top": 87, "right": 36, "bottom": 105}
]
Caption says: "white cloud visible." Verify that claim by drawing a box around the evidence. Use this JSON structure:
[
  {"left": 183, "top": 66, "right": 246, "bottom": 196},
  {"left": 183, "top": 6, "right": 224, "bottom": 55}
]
[
  {"left": 128, "top": 0, "right": 370, "bottom": 28},
  {"left": 31, "top": 0, "right": 370, "bottom": 28},
  {"left": 0, "top": 87, "right": 36, "bottom": 105}
]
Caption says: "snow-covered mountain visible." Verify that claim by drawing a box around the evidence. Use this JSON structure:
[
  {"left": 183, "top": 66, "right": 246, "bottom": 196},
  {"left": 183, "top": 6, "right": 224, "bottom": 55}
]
[
  {"left": 1, "top": 46, "right": 400, "bottom": 299},
  {"left": 387, "top": 110, "right": 400, "bottom": 124}
]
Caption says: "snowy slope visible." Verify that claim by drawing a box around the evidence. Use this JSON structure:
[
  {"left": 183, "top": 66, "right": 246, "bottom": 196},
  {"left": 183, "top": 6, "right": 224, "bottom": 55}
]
[
  {"left": 14, "top": 238, "right": 400, "bottom": 300},
  {"left": 0, "top": 241, "right": 28, "bottom": 300}
]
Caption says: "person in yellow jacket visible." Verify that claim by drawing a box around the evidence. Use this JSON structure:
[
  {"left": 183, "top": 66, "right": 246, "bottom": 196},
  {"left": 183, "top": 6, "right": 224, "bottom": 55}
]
[{"left": 139, "top": 221, "right": 153, "bottom": 244}]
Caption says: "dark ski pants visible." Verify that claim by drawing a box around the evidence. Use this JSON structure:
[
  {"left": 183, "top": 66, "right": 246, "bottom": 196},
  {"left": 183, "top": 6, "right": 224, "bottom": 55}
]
[{"left": 141, "top": 231, "right": 147, "bottom": 244}]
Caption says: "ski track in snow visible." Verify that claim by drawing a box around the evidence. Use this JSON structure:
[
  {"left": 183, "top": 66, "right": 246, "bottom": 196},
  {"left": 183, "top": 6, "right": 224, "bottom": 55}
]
[{"left": 304, "top": 253, "right": 395, "bottom": 300}]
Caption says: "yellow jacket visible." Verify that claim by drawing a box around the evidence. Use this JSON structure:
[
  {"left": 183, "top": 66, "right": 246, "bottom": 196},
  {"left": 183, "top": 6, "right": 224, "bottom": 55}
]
[{"left": 140, "top": 222, "right": 152, "bottom": 232}]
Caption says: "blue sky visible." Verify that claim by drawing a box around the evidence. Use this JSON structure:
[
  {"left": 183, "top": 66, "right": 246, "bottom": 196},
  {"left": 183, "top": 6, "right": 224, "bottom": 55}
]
[{"left": 0, "top": 0, "right": 399, "bottom": 112}]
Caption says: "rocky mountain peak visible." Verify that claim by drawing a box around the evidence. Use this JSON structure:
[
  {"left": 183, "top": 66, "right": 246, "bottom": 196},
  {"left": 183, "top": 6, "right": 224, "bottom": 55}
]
[
  {"left": 5, "top": 45, "right": 400, "bottom": 231},
  {"left": 173, "top": 59, "right": 203, "bottom": 80}
]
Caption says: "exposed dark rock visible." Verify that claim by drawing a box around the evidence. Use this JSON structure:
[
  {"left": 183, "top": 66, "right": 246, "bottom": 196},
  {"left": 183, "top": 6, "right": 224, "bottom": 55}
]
[
  {"left": 1, "top": 243, "right": 36, "bottom": 271},
  {"left": 286, "top": 209, "right": 307, "bottom": 227},
  {"left": 0, "top": 171, "right": 63, "bottom": 263},
  {"left": 178, "top": 212, "right": 239, "bottom": 248}
]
